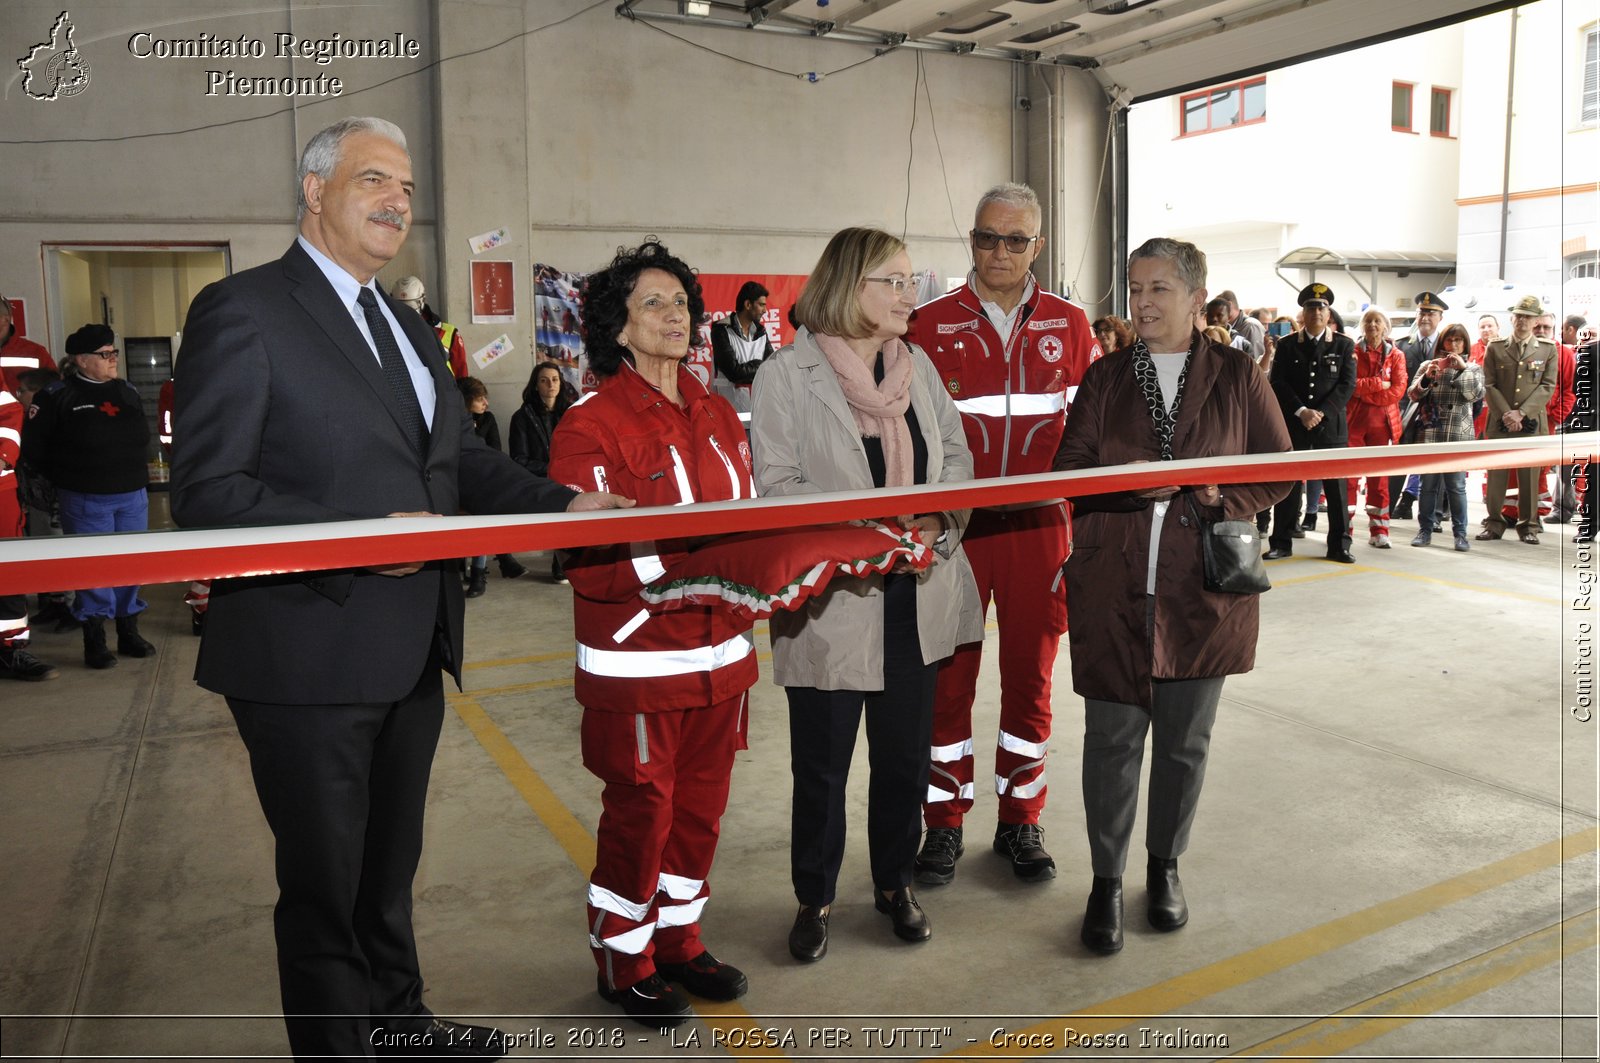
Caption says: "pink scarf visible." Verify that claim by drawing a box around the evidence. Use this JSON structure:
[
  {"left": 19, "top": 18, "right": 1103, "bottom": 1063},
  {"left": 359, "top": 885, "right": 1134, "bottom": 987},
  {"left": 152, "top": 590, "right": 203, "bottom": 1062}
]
[{"left": 815, "top": 332, "right": 916, "bottom": 488}]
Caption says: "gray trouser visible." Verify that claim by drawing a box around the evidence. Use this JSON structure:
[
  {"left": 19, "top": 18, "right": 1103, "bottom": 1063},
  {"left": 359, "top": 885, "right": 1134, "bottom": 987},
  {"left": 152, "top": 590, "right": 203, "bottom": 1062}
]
[{"left": 1082, "top": 675, "right": 1225, "bottom": 877}]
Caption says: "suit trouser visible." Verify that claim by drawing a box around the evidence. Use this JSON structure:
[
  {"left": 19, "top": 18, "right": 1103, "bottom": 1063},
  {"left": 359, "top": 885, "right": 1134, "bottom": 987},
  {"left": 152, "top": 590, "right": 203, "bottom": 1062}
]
[
  {"left": 925, "top": 506, "right": 1067, "bottom": 829},
  {"left": 788, "top": 575, "right": 937, "bottom": 906},
  {"left": 1271, "top": 473, "right": 1348, "bottom": 553},
  {"left": 1483, "top": 429, "right": 1543, "bottom": 532},
  {"left": 582, "top": 694, "right": 743, "bottom": 991},
  {"left": 1082, "top": 675, "right": 1225, "bottom": 878},
  {"left": 227, "top": 646, "right": 443, "bottom": 1061}
]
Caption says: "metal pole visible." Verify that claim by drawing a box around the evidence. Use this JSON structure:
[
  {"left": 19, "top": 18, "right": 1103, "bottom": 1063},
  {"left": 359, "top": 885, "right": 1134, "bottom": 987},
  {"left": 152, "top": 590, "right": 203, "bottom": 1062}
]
[{"left": 1497, "top": 8, "right": 1518, "bottom": 280}]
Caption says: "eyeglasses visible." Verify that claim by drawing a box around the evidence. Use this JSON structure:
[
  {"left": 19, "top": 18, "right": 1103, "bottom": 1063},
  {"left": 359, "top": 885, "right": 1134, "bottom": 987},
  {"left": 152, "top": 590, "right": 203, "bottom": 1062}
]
[
  {"left": 81, "top": 348, "right": 119, "bottom": 359},
  {"left": 863, "top": 276, "right": 914, "bottom": 296},
  {"left": 972, "top": 230, "right": 1040, "bottom": 253}
]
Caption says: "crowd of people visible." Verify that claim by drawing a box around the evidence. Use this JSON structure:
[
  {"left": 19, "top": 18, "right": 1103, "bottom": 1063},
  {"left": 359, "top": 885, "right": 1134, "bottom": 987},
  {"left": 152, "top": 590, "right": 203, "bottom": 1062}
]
[{"left": 3, "top": 114, "right": 1593, "bottom": 1060}]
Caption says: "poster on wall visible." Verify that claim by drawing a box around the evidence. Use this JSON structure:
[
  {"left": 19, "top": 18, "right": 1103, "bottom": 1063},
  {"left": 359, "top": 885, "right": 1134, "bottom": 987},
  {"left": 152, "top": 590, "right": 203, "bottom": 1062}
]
[
  {"left": 6, "top": 298, "right": 29, "bottom": 337},
  {"left": 696, "top": 273, "right": 807, "bottom": 352},
  {"left": 469, "top": 260, "right": 515, "bottom": 324},
  {"left": 533, "top": 264, "right": 588, "bottom": 392}
]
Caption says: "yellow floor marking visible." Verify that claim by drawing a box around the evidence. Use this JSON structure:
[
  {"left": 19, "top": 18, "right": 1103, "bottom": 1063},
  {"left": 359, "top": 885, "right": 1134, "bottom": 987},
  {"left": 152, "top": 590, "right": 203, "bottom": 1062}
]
[
  {"left": 926, "top": 827, "right": 1599, "bottom": 1061},
  {"left": 451, "top": 697, "right": 789, "bottom": 1057},
  {"left": 1233, "top": 908, "right": 1599, "bottom": 1057},
  {"left": 464, "top": 651, "right": 574, "bottom": 670},
  {"left": 449, "top": 677, "right": 575, "bottom": 699},
  {"left": 1266, "top": 557, "right": 1563, "bottom": 605}
]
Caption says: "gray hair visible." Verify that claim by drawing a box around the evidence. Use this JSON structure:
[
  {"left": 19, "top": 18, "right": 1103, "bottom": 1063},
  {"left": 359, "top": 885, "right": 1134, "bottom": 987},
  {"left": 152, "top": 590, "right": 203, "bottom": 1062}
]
[
  {"left": 974, "top": 182, "right": 1041, "bottom": 228},
  {"left": 1360, "top": 307, "right": 1390, "bottom": 332},
  {"left": 1128, "top": 237, "right": 1207, "bottom": 293},
  {"left": 296, "top": 116, "right": 408, "bottom": 219}
]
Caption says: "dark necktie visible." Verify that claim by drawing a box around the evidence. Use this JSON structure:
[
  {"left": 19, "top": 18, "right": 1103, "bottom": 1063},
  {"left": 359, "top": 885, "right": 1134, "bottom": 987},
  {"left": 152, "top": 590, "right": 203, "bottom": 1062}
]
[{"left": 356, "top": 287, "right": 428, "bottom": 454}]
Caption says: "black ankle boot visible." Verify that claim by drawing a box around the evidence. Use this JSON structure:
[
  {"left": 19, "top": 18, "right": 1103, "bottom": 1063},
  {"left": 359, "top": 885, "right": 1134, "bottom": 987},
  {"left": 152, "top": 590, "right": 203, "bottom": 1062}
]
[
  {"left": 115, "top": 615, "right": 156, "bottom": 658},
  {"left": 1081, "top": 875, "right": 1123, "bottom": 954},
  {"left": 1146, "top": 855, "right": 1188, "bottom": 931},
  {"left": 82, "top": 618, "right": 117, "bottom": 669}
]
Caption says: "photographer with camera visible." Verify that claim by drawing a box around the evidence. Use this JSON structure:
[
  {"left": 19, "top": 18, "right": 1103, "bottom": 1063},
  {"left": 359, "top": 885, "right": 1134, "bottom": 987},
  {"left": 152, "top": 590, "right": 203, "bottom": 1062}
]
[
  {"left": 1477, "top": 296, "right": 1559, "bottom": 544},
  {"left": 1406, "top": 324, "right": 1484, "bottom": 551}
]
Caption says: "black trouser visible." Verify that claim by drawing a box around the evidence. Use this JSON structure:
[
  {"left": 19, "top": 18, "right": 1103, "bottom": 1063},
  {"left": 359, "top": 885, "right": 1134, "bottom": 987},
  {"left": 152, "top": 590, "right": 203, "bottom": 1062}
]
[
  {"left": 1271, "top": 473, "right": 1349, "bottom": 553},
  {"left": 786, "top": 575, "right": 937, "bottom": 907},
  {"left": 228, "top": 646, "right": 444, "bottom": 1060}
]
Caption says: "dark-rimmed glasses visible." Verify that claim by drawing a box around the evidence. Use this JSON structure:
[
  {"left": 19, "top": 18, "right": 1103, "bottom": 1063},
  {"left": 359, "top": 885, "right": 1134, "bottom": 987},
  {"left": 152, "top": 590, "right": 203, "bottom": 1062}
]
[{"left": 972, "top": 230, "right": 1040, "bottom": 253}]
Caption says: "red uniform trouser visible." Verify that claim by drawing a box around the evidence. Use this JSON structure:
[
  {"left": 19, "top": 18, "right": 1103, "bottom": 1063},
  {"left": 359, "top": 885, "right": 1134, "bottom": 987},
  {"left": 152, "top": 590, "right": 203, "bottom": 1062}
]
[
  {"left": 924, "top": 504, "right": 1067, "bottom": 829},
  {"left": 1345, "top": 411, "right": 1397, "bottom": 535},
  {"left": 583, "top": 692, "right": 745, "bottom": 991},
  {"left": 0, "top": 490, "right": 28, "bottom": 647}
]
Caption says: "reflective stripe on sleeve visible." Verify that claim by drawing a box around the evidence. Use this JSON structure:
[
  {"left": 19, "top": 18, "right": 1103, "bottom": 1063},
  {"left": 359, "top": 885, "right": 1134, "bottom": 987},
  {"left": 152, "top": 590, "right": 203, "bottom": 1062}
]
[
  {"left": 998, "top": 729, "right": 1048, "bottom": 758},
  {"left": 587, "top": 883, "right": 652, "bottom": 923},
  {"left": 953, "top": 393, "right": 1066, "bottom": 417},
  {"left": 0, "top": 357, "right": 42, "bottom": 368},
  {"left": 629, "top": 542, "right": 665, "bottom": 584},
  {"left": 930, "top": 738, "right": 974, "bottom": 763},
  {"left": 0, "top": 428, "right": 20, "bottom": 445},
  {"left": 576, "top": 631, "right": 752, "bottom": 678}
]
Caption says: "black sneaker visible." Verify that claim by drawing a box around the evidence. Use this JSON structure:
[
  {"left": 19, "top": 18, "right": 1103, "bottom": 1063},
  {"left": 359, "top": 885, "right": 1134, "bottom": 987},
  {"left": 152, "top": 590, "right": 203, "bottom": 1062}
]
[
  {"left": 993, "top": 821, "right": 1057, "bottom": 881},
  {"left": 0, "top": 645, "right": 60, "bottom": 681},
  {"left": 656, "top": 949, "right": 748, "bottom": 1001},
  {"left": 597, "top": 973, "right": 692, "bottom": 1027},
  {"left": 914, "top": 826, "right": 964, "bottom": 885}
]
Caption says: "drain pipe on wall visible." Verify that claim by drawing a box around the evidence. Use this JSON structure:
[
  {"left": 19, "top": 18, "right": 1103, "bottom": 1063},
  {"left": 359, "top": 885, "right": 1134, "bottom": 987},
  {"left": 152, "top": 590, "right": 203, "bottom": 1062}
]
[
  {"left": 1034, "top": 63, "right": 1061, "bottom": 294},
  {"left": 1497, "top": 7, "right": 1518, "bottom": 279}
]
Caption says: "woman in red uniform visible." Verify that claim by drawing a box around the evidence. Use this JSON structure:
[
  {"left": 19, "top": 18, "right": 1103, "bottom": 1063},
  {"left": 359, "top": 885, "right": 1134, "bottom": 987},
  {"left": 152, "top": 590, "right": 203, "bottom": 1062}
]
[
  {"left": 549, "top": 240, "right": 756, "bottom": 1027},
  {"left": 1345, "top": 309, "right": 1408, "bottom": 547}
]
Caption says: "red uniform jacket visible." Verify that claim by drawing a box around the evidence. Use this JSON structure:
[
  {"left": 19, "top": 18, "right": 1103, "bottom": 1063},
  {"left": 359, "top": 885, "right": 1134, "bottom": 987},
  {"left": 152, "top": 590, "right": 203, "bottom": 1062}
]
[
  {"left": 1547, "top": 342, "right": 1576, "bottom": 426},
  {"left": 1, "top": 332, "right": 55, "bottom": 395},
  {"left": 550, "top": 361, "right": 758, "bottom": 713},
  {"left": 906, "top": 279, "right": 1098, "bottom": 480},
  {"left": 1346, "top": 341, "right": 1408, "bottom": 437},
  {"left": 0, "top": 390, "right": 20, "bottom": 498}
]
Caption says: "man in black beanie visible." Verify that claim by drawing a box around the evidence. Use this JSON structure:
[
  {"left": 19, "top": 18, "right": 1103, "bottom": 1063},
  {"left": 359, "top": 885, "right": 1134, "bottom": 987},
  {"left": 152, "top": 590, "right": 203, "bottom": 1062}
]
[{"left": 21, "top": 323, "right": 155, "bottom": 668}]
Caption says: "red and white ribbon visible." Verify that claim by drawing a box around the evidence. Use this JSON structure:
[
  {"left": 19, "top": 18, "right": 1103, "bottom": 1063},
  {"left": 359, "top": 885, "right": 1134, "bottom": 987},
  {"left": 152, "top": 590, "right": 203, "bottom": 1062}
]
[{"left": 1, "top": 434, "right": 1592, "bottom": 596}]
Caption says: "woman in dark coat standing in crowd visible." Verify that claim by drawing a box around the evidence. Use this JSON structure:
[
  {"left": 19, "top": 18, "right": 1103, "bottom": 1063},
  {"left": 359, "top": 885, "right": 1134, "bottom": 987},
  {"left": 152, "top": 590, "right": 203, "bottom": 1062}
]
[
  {"left": 509, "top": 360, "right": 576, "bottom": 581},
  {"left": 21, "top": 324, "right": 155, "bottom": 669},
  {"left": 1053, "top": 237, "right": 1292, "bottom": 955}
]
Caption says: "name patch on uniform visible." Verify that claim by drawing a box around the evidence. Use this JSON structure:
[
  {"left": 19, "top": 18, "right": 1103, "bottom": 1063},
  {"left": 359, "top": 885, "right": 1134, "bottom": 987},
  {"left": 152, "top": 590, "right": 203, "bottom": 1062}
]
[
  {"left": 937, "top": 320, "right": 981, "bottom": 334},
  {"left": 1028, "top": 318, "right": 1070, "bottom": 330}
]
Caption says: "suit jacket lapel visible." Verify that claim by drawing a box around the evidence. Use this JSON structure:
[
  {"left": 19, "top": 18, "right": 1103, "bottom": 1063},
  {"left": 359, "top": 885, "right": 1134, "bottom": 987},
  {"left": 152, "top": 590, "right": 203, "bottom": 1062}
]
[{"left": 281, "top": 243, "right": 428, "bottom": 457}]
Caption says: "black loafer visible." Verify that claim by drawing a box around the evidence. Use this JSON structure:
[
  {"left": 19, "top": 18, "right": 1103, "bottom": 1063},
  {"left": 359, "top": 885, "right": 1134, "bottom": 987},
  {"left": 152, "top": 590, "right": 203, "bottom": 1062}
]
[
  {"left": 875, "top": 887, "right": 931, "bottom": 942},
  {"left": 1325, "top": 549, "right": 1356, "bottom": 564},
  {"left": 1081, "top": 875, "right": 1123, "bottom": 955},
  {"left": 1146, "top": 855, "right": 1189, "bottom": 932},
  {"left": 657, "top": 949, "right": 748, "bottom": 1001},
  {"left": 788, "top": 904, "right": 829, "bottom": 962},
  {"left": 372, "top": 1017, "right": 507, "bottom": 1058},
  {"left": 1262, "top": 547, "right": 1293, "bottom": 561}
]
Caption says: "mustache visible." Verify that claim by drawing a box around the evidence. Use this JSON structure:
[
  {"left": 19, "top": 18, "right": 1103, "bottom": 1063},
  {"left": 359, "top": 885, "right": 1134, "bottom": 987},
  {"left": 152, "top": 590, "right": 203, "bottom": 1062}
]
[{"left": 369, "top": 210, "right": 408, "bottom": 230}]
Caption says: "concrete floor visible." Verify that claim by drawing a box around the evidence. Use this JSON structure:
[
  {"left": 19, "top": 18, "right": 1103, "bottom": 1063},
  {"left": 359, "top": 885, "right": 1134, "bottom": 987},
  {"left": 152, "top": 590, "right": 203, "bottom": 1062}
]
[{"left": 3, "top": 512, "right": 1598, "bottom": 1062}]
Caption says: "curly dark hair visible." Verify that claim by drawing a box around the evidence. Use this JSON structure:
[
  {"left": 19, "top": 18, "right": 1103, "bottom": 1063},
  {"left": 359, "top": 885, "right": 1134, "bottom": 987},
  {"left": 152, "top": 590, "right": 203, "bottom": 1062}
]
[{"left": 580, "top": 238, "right": 706, "bottom": 378}]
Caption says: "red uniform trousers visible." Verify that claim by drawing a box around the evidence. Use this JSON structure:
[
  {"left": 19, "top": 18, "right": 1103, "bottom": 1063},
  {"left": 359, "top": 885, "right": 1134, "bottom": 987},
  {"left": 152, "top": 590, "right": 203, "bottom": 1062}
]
[
  {"left": 1345, "top": 407, "right": 1399, "bottom": 534},
  {"left": 0, "top": 488, "right": 27, "bottom": 647},
  {"left": 583, "top": 692, "right": 745, "bottom": 991},
  {"left": 924, "top": 504, "right": 1067, "bottom": 829}
]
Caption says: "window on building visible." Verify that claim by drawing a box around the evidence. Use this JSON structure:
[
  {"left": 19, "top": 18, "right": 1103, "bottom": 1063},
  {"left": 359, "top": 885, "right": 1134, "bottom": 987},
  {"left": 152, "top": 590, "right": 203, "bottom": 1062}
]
[
  {"left": 1430, "top": 87, "right": 1452, "bottom": 136},
  {"left": 1178, "top": 77, "right": 1266, "bottom": 136},
  {"left": 1392, "top": 82, "right": 1414, "bottom": 132},
  {"left": 1571, "top": 253, "right": 1599, "bottom": 280},
  {"left": 1584, "top": 28, "right": 1597, "bottom": 125}
]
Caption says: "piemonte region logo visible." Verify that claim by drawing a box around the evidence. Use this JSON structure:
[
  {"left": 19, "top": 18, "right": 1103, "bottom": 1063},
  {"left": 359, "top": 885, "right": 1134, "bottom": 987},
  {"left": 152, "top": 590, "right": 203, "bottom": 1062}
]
[{"left": 18, "top": 11, "right": 91, "bottom": 101}]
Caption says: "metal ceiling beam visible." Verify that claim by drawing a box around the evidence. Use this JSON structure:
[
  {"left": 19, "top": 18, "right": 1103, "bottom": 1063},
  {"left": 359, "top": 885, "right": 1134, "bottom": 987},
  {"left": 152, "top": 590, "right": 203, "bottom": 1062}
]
[
  {"left": 1036, "top": 0, "right": 1230, "bottom": 61},
  {"left": 970, "top": 0, "right": 1100, "bottom": 49},
  {"left": 1091, "top": 0, "right": 1327, "bottom": 68},
  {"left": 906, "top": 0, "right": 1009, "bottom": 40},
  {"left": 829, "top": 0, "right": 909, "bottom": 29}
]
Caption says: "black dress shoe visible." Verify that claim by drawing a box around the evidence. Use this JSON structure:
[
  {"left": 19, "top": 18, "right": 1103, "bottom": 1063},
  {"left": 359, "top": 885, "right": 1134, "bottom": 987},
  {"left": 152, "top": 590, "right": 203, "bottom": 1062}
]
[
  {"left": 1289, "top": 525, "right": 1306, "bottom": 539},
  {"left": 372, "top": 1017, "right": 507, "bottom": 1058},
  {"left": 1325, "top": 549, "right": 1356, "bottom": 564},
  {"left": 1262, "top": 546, "right": 1293, "bottom": 561},
  {"left": 657, "top": 949, "right": 748, "bottom": 1000},
  {"left": 1146, "top": 855, "right": 1188, "bottom": 932},
  {"left": 788, "top": 904, "right": 829, "bottom": 962},
  {"left": 875, "top": 887, "right": 932, "bottom": 942},
  {"left": 1081, "top": 875, "right": 1123, "bottom": 955},
  {"left": 597, "top": 972, "right": 692, "bottom": 1027}
]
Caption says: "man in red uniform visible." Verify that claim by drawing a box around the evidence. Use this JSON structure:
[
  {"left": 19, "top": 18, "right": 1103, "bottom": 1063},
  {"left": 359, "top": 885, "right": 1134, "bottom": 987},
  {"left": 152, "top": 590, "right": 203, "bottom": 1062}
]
[
  {"left": 0, "top": 385, "right": 59, "bottom": 680},
  {"left": 905, "top": 183, "right": 1099, "bottom": 884},
  {"left": 0, "top": 294, "right": 56, "bottom": 395}
]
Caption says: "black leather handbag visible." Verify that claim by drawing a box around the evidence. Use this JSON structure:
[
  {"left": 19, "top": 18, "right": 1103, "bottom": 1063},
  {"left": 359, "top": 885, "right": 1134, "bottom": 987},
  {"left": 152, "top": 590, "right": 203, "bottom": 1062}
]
[{"left": 1189, "top": 494, "right": 1270, "bottom": 595}]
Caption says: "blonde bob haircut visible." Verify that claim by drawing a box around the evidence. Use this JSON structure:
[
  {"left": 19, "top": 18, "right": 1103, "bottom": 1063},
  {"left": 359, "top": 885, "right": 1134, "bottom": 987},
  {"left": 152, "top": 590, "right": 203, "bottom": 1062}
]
[{"left": 794, "top": 226, "right": 908, "bottom": 340}]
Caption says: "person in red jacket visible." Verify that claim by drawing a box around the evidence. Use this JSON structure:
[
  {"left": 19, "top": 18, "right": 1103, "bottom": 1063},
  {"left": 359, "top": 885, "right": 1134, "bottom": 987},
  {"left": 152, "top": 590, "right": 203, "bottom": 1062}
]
[
  {"left": 0, "top": 386, "right": 59, "bottom": 680},
  {"left": 0, "top": 295, "right": 56, "bottom": 396},
  {"left": 1345, "top": 309, "right": 1408, "bottom": 548},
  {"left": 904, "top": 183, "right": 1099, "bottom": 885},
  {"left": 391, "top": 275, "right": 469, "bottom": 378},
  {"left": 549, "top": 241, "right": 756, "bottom": 1028}
]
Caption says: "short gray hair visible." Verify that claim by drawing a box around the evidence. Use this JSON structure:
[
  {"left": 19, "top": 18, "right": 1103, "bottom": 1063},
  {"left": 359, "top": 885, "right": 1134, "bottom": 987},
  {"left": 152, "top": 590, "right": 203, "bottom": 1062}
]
[
  {"left": 296, "top": 116, "right": 408, "bottom": 219},
  {"left": 1128, "top": 237, "right": 1207, "bottom": 293},
  {"left": 974, "top": 182, "right": 1041, "bottom": 228}
]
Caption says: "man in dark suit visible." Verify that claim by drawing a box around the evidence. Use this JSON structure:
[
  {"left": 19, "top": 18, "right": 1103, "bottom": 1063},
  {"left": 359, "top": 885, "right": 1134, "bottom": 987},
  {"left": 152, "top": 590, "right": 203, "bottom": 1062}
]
[
  {"left": 1389, "top": 291, "right": 1447, "bottom": 520},
  {"left": 171, "top": 117, "right": 629, "bottom": 1060},
  {"left": 1263, "top": 283, "right": 1357, "bottom": 563}
]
